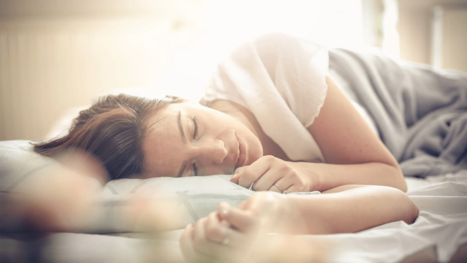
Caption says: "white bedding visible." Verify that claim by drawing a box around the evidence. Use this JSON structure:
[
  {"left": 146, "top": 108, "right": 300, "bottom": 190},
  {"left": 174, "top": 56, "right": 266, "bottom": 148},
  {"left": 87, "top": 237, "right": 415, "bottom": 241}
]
[
  {"left": 148, "top": 173, "right": 467, "bottom": 263},
  {"left": 319, "top": 172, "right": 467, "bottom": 263},
  {"left": 159, "top": 173, "right": 467, "bottom": 263},
  {"left": 106, "top": 173, "right": 467, "bottom": 263},
  {"left": 107, "top": 173, "right": 467, "bottom": 263}
]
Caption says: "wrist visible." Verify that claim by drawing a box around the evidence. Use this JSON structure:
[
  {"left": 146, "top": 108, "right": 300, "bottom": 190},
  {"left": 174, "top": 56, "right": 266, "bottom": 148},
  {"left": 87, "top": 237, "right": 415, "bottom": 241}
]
[
  {"left": 313, "top": 165, "right": 324, "bottom": 191},
  {"left": 276, "top": 195, "right": 309, "bottom": 235},
  {"left": 295, "top": 161, "right": 323, "bottom": 192}
]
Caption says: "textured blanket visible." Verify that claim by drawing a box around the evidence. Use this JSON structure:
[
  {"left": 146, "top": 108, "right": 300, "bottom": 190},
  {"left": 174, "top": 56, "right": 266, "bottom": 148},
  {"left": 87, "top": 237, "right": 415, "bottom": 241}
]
[{"left": 329, "top": 49, "right": 467, "bottom": 178}]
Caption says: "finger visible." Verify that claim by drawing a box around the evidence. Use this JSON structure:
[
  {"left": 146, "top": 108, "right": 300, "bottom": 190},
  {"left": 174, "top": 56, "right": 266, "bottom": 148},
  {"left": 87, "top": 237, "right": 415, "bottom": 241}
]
[
  {"left": 205, "top": 212, "right": 228, "bottom": 243},
  {"left": 251, "top": 165, "right": 283, "bottom": 191},
  {"left": 206, "top": 217, "right": 245, "bottom": 248},
  {"left": 251, "top": 158, "right": 294, "bottom": 192},
  {"left": 218, "top": 202, "right": 257, "bottom": 234},
  {"left": 218, "top": 214, "right": 231, "bottom": 228},
  {"left": 191, "top": 217, "right": 235, "bottom": 258},
  {"left": 235, "top": 157, "right": 273, "bottom": 189},
  {"left": 230, "top": 166, "right": 247, "bottom": 184},
  {"left": 267, "top": 177, "right": 293, "bottom": 194},
  {"left": 220, "top": 227, "right": 245, "bottom": 248},
  {"left": 180, "top": 224, "right": 214, "bottom": 263}
]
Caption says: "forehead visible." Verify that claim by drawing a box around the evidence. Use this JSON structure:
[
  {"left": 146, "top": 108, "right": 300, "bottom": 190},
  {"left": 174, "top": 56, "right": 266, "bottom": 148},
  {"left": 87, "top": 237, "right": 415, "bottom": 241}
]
[{"left": 142, "top": 103, "right": 184, "bottom": 177}]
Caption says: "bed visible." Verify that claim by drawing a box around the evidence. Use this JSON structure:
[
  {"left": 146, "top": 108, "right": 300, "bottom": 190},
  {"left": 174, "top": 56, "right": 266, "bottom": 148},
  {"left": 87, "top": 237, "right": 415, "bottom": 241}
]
[{"left": 1, "top": 47, "right": 467, "bottom": 263}]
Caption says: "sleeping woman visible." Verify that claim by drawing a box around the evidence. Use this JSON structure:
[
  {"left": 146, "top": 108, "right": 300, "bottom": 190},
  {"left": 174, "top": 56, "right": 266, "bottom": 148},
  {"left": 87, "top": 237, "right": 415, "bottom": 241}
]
[{"left": 33, "top": 33, "right": 419, "bottom": 261}]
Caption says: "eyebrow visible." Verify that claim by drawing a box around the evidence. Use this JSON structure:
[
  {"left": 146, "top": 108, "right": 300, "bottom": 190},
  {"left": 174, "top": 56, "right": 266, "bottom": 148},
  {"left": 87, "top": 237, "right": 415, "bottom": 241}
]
[{"left": 176, "top": 111, "right": 187, "bottom": 177}]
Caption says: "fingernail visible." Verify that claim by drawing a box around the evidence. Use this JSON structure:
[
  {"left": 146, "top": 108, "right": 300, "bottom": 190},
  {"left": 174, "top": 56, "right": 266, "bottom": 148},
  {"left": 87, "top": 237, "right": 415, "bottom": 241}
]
[
  {"left": 219, "top": 203, "right": 231, "bottom": 218},
  {"left": 224, "top": 208, "right": 229, "bottom": 215}
]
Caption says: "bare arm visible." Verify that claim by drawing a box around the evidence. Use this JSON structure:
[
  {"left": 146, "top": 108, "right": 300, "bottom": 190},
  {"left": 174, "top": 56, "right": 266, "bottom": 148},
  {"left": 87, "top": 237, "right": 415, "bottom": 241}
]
[
  {"left": 180, "top": 185, "right": 419, "bottom": 262},
  {"left": 228, "top": 76, "right": 407, "bottom": 193},
  {"left": 304, "top": 77, "right": 406, "bottom": 192},
  {"left": 282, "top": 185, "right": 419, "bottom": 235},
  {"left": 216, "top": 74, "right": 406, "bottom": 194}
]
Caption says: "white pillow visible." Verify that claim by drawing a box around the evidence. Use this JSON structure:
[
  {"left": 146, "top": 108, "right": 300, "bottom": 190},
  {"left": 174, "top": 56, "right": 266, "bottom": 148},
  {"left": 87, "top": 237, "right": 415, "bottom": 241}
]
[{"left": 94, "top": 175, "right": 254, "bottom": 232}]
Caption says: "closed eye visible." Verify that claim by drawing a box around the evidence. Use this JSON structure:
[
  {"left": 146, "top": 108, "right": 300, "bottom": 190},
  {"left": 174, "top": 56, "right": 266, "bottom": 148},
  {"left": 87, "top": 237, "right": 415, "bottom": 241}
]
[
  {"left": 192, "top": 116, "right": 199, "bottom": 139},
  {"left": 193, "top": 163, "right": 198, "bottom": 176}
]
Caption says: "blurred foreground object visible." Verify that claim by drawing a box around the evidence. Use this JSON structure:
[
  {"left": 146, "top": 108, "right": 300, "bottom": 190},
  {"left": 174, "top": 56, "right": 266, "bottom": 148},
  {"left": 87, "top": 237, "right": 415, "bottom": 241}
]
[
  {"left": 0, "top": 148, "right": 184, "bottom": 262},
  {"left": 0, "top": 150, "right": 106, "bottom": 232}
]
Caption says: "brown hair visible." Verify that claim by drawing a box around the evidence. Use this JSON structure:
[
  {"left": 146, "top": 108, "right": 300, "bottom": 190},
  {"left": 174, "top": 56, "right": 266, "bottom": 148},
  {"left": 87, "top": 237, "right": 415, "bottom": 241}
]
[{"left": 34, "top": 94, "right": 183, "bottom": 179}]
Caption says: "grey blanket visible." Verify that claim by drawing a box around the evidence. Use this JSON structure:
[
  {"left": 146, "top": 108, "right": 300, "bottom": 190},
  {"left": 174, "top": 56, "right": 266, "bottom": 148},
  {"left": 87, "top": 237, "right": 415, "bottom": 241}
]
[{"left": 329, "top": 49, "right": 467, "bottom": 177}]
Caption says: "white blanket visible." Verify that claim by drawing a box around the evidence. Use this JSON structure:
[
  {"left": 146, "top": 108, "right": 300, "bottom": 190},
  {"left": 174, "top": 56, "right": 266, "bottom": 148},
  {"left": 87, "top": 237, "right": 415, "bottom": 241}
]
[{"left": 310, "top": 172, "right": 467, "bottom": 262}]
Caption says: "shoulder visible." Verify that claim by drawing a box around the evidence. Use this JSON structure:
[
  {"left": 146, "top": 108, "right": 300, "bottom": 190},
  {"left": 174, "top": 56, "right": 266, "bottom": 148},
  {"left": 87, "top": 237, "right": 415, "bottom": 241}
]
[{"left": 201, "top": 33, "right": 329, "bottom": 127}]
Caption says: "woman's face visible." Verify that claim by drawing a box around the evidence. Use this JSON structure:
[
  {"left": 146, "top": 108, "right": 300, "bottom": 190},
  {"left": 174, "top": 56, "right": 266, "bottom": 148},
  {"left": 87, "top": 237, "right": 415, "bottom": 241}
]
[{"left": 142, "top": 102, "right": 263, "bottom": 178}]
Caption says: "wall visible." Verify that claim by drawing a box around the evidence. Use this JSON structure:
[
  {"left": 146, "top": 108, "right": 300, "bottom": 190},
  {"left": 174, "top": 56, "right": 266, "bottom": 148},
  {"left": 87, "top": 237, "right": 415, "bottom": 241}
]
[
  {"left": 6, "top": 0, "right": 458, "bottom": 140},
  {"left": 0, "top": 0, "right": 205, "bottom": 140},
  {"left": 397, "top": 0, "right": 467, "bottom": 65},
  {"left": 0, "top": 0, "right": 368, "bottom": 141},
  {"left": 432, "top": 4, "right": 467, "bottom": 72}
]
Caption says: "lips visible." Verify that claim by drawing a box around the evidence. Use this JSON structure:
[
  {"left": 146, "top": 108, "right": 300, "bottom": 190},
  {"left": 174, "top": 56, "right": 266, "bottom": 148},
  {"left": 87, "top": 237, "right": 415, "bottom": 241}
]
[{"left": 235, "top": 133, "right": 246, "bottom": 169}]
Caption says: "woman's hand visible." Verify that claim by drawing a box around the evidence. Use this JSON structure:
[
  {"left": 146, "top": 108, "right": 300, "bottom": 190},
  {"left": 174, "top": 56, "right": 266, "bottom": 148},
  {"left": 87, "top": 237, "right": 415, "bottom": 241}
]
[
  {"left": 180, "top": 192, "right": 296, "bottom": 263},
  {"left": 231, "top": 155, "right": 319, "bottom": 194}
]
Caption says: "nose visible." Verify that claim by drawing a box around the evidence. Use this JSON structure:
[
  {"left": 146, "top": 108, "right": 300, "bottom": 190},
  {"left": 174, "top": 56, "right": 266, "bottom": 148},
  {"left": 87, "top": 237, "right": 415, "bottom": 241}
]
[{"left": 193, "top": 139, "right": 227, "bottom": 165}]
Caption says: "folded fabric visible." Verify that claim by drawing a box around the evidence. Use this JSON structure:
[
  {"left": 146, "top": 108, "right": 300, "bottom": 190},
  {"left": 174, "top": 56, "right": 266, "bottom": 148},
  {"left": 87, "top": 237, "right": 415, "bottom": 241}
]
[{"left": 329, "top": 49, "right": 467, "bottom": 177}]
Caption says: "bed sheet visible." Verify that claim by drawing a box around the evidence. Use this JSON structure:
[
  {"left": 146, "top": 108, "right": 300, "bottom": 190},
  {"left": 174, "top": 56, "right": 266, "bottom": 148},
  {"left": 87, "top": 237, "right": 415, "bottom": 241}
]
[
  {"left": 151, "top": 173, "right": 467, "bottom": 263},
  {"left": 319, "top": 172, "right": 467, "bottom": 263},
  {"left": 2, "top": 173, "right": 464, "bottom": 263},
  {"left": 150, "top": 173, "right": 467, "bottom": 263}
]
